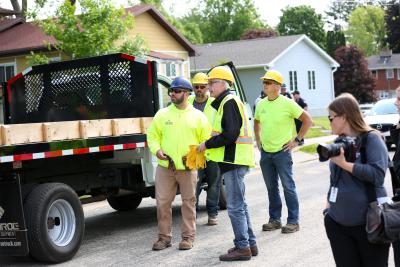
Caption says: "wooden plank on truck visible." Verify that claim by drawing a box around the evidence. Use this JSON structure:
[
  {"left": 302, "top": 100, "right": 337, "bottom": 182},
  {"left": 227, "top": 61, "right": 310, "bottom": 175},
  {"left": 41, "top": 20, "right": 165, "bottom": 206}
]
[
  {"left": 80, "top": 119, "right": 113, "bottom": 139},
  {"left": 1, "top": 123, "right": 44, "bottom": 145},
  {"left": 111, "top": 118, "right": 142, "bottom": 136},
  {"left": 140, "top": 117, "right": 153, "bottom": 134},
  {"left": 43, "top": 121, "right": 81, "bottom": 142}
]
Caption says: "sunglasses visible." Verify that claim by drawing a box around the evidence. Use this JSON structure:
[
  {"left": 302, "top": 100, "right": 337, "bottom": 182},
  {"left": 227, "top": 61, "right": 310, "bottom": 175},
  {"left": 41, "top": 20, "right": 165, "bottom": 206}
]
[
  {"left": 328, "top": 115, "right": 339, "bottom": 122},
  {"left": 194, "top": 85, "right": 207, "bottom": 90},
  {"left": 263, "top": 81, "right": 277, "bottom": 86},
  {"left": 168, "top": 89, "right": 186, "bottom": 96}
]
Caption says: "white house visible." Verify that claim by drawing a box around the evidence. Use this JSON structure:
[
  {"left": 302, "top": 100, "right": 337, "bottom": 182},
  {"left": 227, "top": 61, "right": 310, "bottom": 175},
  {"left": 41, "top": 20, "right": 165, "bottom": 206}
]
[{"left": 190, "top": 34, "right": 339, "bottom": 116}]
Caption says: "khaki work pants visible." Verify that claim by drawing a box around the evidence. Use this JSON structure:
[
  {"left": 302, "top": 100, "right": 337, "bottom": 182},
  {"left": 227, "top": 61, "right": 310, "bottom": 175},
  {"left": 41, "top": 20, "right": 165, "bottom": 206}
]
[{"left": 155, "top": 166, "right": 197, "bottom": 242}]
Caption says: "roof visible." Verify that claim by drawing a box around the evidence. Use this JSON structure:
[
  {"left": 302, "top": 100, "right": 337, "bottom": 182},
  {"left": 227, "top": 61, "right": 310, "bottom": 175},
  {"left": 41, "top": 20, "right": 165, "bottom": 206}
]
[
  {"left": 147, "top": 50, "right": 183, "bottom": 61},
  {"left": 0, "top": 19, "right": 55, "bottom": 56},
  {"left": 0, "top": 7, "right": 20, "bottom": 16},
  {"left": 190, "top": 34, "right": 339, "bottom": 71},
  {"left": 367, "top": 54, "right": 400, "bottom": 70},
  {"left": 0, "top": 4, "right": 195, "bottom": 57}
]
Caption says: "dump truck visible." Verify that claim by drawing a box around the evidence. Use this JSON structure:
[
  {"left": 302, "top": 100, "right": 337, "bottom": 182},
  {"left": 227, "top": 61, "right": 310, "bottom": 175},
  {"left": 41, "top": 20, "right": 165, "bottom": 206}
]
[{"left": 0, "top": 53, "right": 252, "bottom": 263}]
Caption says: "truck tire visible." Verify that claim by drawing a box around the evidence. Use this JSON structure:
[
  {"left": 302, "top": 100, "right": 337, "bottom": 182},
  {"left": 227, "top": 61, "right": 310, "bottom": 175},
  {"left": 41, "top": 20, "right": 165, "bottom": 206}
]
[
  {"left": 107, "top": 194, "right": 142, "bottom": 211},
  {"left": 218, "top": 182, "right": 227, "bottom": 210},
  {"left": 24, "top": 183, "right": 84, "bottom": 263}
]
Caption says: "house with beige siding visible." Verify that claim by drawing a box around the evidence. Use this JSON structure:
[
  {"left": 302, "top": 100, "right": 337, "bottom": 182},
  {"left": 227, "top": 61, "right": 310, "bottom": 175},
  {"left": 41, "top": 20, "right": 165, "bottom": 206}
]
[{"left": 0, "top": 4, "right": 195, "bottom": 84}]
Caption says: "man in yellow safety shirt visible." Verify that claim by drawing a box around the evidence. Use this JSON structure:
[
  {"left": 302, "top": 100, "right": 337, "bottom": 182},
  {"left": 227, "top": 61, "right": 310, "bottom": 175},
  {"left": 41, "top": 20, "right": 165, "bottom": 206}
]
[
  {"left": 189, "top": 72, "right": 221, "bottom": 226},
  {"left": 147, "top": 76, "right": 210, "bottom": 251},
  {"left": 197, "top": 66, "right": 257, "bottom": 261}
]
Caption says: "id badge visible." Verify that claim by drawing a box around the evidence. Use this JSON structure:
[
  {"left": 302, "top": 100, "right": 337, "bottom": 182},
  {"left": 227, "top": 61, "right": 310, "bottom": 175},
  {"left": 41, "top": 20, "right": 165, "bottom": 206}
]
[{"left": 329, "top": 187, "right": 338, "bottom": 203}]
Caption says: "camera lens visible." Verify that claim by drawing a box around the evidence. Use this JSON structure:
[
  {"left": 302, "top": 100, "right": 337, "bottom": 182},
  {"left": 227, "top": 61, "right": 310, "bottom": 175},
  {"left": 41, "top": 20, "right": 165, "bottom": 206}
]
[{"left": 317, "top": 144, "right": 331, "bottom": 162}]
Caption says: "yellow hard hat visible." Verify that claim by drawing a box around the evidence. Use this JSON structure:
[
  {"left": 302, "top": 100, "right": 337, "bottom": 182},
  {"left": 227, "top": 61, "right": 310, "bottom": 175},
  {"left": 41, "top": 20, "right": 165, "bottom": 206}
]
[
  {"left": 192, "top": 72, "right": 208, "bottom": 85},
  {"left": 207, "top": 66, "right": 234, "bottom": 84},
  {"left": 260, "top": 70, "right": 283, "bottom": 85}
]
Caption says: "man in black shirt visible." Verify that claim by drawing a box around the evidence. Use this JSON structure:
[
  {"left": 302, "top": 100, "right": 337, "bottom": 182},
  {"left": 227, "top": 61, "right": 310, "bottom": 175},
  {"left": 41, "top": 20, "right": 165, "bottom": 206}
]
[
  {"left": 293, "top": 91, "right": 308, "bottom": 142},
  {"left": 280, "top": 83, "right": 292, "bottom": 99}
]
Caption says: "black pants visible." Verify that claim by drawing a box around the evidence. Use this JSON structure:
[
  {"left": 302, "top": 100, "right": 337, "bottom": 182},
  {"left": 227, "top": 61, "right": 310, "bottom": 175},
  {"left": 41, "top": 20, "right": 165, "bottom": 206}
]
[
  {"left": 324, "top": 214, "right": 389, "bottom": 267},
  {"left": 394, "top": 241, "right": 400, "bottom": 267}
]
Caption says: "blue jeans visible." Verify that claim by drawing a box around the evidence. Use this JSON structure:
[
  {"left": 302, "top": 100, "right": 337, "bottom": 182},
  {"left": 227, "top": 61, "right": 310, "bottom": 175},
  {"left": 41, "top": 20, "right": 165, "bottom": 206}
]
[
  {"left": 224, "top": 166, "right": 257, "bottom": 249},
  {"left": 260, "top": 149, "right": 299, "bottom": 224},
  {"left": 195, "top": 160, "right": 221, "bottom": 216}
]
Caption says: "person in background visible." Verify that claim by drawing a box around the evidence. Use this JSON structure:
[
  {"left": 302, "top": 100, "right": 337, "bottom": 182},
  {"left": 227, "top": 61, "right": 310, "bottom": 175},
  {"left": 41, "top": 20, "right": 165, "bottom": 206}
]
[
  {"left": 292, "top": 90, "right": 308, "bottom": 145},
  {"left": 324, "top": 93, "right": 390, "bottom": 267},
  {"left": 147, "top": 76, "right": 210, "bottom": 251},
  {"left": 254, "top": 69, "right": 312, "bottom": 234},
  {"left": 197, "top": 66, "right": 257, "bottom": 261},
  {"left": 190, "top": 72, "right": 221, "bottom": 226},
  {"left": 253, "top": 90, "right": 266, "bottom": 113},
  {"left": 392, "top": 86, "right": 400, "bottom": 266},
  {"left": 280, "top": 83, "right": 292, "bottom": 99}
]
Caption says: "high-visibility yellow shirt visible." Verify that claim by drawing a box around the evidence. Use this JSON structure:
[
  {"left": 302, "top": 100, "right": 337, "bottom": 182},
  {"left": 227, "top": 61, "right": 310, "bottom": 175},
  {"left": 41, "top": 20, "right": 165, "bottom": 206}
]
[
  {"left": 206, "top": 94, "right": 255, "bottom": 167},
  {"left": 188, "top": 95, "right": 216, "bottom": 125},
  {"left": 147, "top": 104, "right": 211, "bottom": 170},
  {"left": 254, "top": 95, "right": 303, "bottom": 152}
]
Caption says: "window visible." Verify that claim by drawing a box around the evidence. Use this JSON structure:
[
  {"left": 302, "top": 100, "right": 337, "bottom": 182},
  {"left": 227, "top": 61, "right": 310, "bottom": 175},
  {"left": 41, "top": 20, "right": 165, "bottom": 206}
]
[
  {"left": 0, "top": 63, "right": 15, "bottom": 83},
  {"left": 371, "top": 70, "right": 378, "bottom": 79},
  {"left": 397, "top": 69, "right": 400, "bottom": 80},
  {"left": 308, "top": 71, "right": 316, "bottom": 90},
  {"left": 166, "top": 62, "right": 176, "bottom": 77},
  {"left": 386, "top": 69, "right": 394, "bottom": 79},
  {"left": 289, "top": 71, "right": 297, "bottom": 91},
  {"left": 378, "top": 90, "right": 389, "bottom": 99}
]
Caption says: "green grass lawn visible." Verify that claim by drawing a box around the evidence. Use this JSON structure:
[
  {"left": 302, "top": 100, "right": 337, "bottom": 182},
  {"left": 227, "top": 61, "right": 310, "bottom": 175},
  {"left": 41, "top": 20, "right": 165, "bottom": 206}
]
[
  {"left": 304, "top": 116, "right": 332, "bottom": 139},
  {"left": 299, "top": 143, "right": 319, "bottom": 154}
]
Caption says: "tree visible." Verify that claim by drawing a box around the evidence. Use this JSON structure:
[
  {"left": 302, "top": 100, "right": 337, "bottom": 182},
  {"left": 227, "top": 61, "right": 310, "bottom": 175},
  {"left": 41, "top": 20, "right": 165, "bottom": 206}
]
[
  {"left": 240, "top": 28, "right": 278, "bottom": 40},
  {"left": 325, "top": 0, "right": 361, "bottom": 29},
  {"left": 334, "top": 45, "right": 376, "bottom": 103},
  {"left": 326, "top": 30, "right": 346, "bottom": 57},
  {"left": 31, "top": 0, "right": 147, "bottom": 62},
  {"left": 346, "top": 5, "right": 386, "bottom": 56},
  {"left": 385, "top": 0, "right": 400, "bottom": 53},
  {"left": 277, "top": 5, "right": 326, "bottom": 49},
  {"left": 192, "top": 0, "right": 265, "bottom": 43}
]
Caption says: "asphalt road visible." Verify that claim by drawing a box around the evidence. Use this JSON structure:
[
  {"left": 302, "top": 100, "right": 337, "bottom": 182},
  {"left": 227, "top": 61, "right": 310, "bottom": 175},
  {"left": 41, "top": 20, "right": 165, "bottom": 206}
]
[{"left": 1, "top": 152, "right": 396, "bottom": 267}]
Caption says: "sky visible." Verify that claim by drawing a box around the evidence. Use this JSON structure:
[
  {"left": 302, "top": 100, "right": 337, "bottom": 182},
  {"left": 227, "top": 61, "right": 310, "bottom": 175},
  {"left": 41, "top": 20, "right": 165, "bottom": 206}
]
[{"left": 1, "top": 0, "right": 332, "bottom": 27}]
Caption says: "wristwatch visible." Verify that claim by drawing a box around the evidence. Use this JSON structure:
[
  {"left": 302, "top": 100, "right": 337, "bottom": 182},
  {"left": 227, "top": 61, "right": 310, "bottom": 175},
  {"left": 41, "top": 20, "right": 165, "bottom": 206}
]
[{"left": 295, "top": 136, "right": 303, "bottom": 144}]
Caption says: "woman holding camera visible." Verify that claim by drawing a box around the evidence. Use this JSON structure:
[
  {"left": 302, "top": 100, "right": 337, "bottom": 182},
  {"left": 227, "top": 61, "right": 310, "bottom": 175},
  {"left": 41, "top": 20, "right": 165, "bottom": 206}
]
[{"left": 324, "top": 93, "right": 390, "bottom": 267}]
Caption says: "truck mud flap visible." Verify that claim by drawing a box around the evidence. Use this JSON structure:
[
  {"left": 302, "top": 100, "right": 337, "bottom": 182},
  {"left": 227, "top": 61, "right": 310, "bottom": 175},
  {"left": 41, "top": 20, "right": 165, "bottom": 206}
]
[{"left": 0, "top": 174, "right": 29, "bottom": 256}]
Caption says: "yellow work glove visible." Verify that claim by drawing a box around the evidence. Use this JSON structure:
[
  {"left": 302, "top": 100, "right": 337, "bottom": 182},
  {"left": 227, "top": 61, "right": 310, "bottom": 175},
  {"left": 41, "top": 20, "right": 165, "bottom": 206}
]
[{"left": 185, "top": 145, "right": 206, "bottom": 170}]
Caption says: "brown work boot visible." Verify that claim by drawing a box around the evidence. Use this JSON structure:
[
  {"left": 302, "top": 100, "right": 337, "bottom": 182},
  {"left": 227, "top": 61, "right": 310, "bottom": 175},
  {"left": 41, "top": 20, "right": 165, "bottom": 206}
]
[
  {"left": 152, "top": 239, "right": 171, "bottom": 251},
  {"left": 262, "top": 220, "right": 282, "bottom": 231},
  {"left": 208, "top": 215, "right": 218, "bottom": 226},
  {"left": 228, "top": 245, "right": 258, "bottom": 256},
  {"left": 281, "top": 223, "right": 300, "bottom": 234},
  {"left": 220, "top": 247, "right": 252, "bottom": 261},
  {"left": 178, "top": 238, "right": 193, "bottom": 250}
]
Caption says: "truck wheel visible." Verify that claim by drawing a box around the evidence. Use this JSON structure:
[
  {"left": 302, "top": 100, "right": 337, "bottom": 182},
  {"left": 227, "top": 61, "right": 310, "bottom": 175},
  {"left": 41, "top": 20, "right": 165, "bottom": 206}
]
[
  {"left": 218, "top": 182, "right": 227, "bottom": 210},
  {"left": 24, "top": 183, "right": 84, "bottom": 263},
  {"left": 107, "top": 194, "right": 142, "bottom": 211}
]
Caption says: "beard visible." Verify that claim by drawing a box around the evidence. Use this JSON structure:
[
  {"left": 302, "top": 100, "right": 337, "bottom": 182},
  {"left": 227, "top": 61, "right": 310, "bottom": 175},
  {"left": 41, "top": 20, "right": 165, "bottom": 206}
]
[
  {"left": 171, "top": 93, "right": 185, "bottom": 105},
  {"left": 195, "top": 91, "right": 206, "bottom": 99}
]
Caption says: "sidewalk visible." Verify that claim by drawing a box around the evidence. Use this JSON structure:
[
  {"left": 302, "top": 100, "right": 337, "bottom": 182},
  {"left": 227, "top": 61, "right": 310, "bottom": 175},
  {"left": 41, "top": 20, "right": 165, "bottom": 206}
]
[{"left": 253, "top": 135, "right": 337, "bottom": 166}]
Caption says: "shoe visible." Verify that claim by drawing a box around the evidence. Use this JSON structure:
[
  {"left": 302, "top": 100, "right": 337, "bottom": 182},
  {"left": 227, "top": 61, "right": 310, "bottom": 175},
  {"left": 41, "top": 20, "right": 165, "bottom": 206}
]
[
  {"left": 220, "top": 247, "right": 252, "bottom": 261},
  {"left": 281, "top": 223, "right": 299, "bottom": 234},
  {"left": 208, "top": 215, "right": 218, "bottom": 226},
  {"left": 179, "top": 238, "right": 193, "bottom": 250},
  {"left": 152, "top": 239, "right": 171, "bottom": 250},
  {"left": 228, "top": 245, "right": 258, "bottom": 256},
  {"left": 262, "top": 220, "right": 282, "bottom": 231}
]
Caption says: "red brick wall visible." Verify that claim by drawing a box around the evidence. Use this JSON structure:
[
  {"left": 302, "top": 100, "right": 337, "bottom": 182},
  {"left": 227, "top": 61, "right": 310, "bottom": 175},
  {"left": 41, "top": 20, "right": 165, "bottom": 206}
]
[{"left": 373, "top": 69, "right": 400, "bottom": 91}]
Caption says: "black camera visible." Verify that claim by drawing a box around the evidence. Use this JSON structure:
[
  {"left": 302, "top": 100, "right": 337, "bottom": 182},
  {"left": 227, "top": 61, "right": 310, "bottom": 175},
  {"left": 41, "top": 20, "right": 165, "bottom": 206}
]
[{"left": 317, "top": 136, "right": 357, "bottom": 162}]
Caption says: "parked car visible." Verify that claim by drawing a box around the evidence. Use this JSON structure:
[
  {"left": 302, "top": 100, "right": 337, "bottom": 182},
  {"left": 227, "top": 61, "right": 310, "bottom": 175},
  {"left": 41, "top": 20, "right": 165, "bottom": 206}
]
[
  {"left": 363, "top": 98, "right": 398, "bottom": 147},
  {"left": 359, "top": 103, "right": 374, "bottom": 115}
]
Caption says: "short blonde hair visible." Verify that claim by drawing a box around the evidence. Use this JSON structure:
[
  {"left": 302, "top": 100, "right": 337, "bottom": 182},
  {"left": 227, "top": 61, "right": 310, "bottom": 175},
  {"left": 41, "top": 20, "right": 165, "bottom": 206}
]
[{"left": 396, "top": 86, "right": 400, "bottom": 93}]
